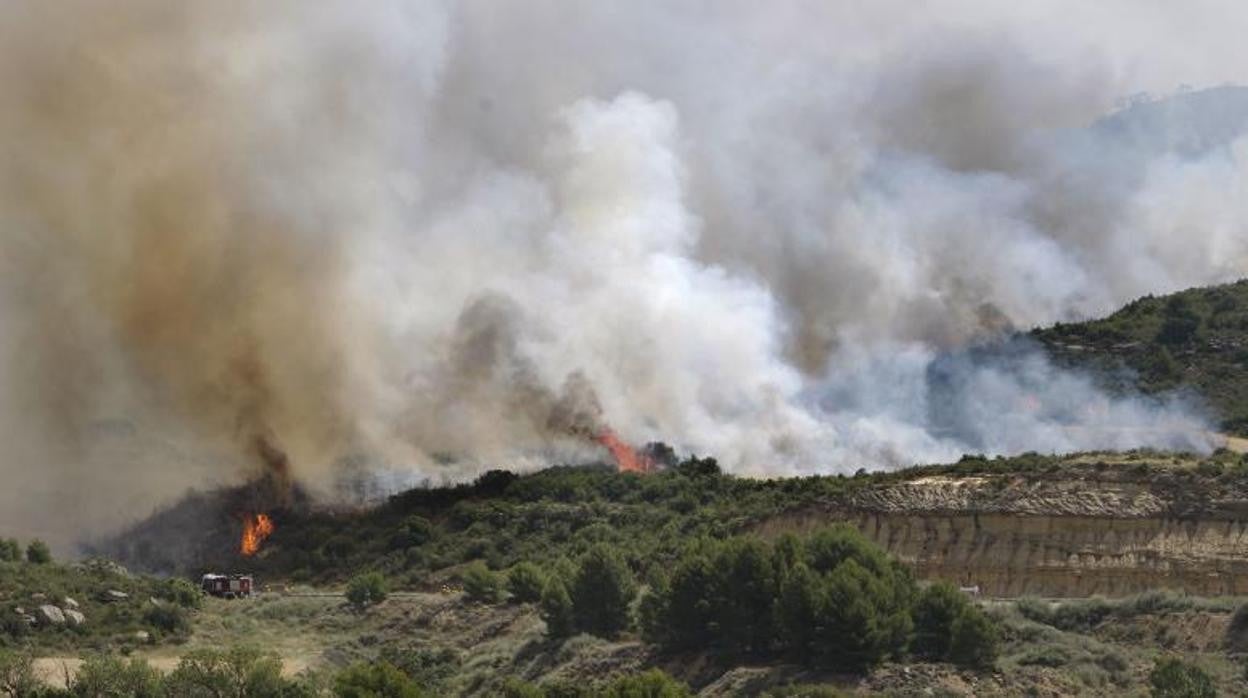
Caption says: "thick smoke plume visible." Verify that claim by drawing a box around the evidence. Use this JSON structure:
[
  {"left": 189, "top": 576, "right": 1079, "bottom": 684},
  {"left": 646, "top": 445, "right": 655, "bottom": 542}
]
[{"left": 2, "top": 1, "right": 1248, "bottom": 547}]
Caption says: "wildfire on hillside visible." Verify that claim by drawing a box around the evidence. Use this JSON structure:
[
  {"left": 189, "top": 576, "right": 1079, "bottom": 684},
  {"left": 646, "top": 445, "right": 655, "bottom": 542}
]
[
  {"left": 240, "top": 513, "right": 274, "bottom": 556},
  {"left": 595, "top": 428, "right": 655, "bottom": 473}
]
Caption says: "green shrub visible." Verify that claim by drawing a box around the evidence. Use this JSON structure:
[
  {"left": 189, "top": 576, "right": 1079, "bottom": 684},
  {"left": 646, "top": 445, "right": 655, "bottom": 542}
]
[
  {"left": 507, "top": 562, "right": 547, "bottom": 603},
  {"left": 1015, "top": 645, "right": 1073, "bottom": 668},
  {"left": 25, "top": 540, "right": 51, "bottom": 564},
  {"left": 71, "top": 655, "right": 164, "bottom": 697},
  {"left": 761, "top": 686, "right": 849, "bottom": 698},
  {"left": 402, "top": 516, "right": 437, "bottom": 547},
  {"left": 333, "top": 661, "right": 426, "bottom": 698},
  {"left": 143, "top": 603, "right": 190, "bottom": 636},
  {"left": 160, "top": 577, "right": 204, "bottom": 609},
  {"left": 1228, "top": 602, "right": 1248, "bottom": 651},
  {"left": 461, "top": 561, "right": 503, "bottom": 604},
  {"left": 377, "top": 647, "right": 460, "bottom": 693},
  {"left": 346, "top": 572, "right": 389, "bottom": 610},
  {"left": 601, "top": 669, "right": 692, "bottom": 697},
  {"left": 0, "top": 650, "right": 38, "bottom": 697},
  {"left": 0, "top": 539, "right": 19, "bottom": 563},
  {"left": 1149, "top": 657, "right": 1215, "bottom": 698},
  {"left": 165, "top": 646, "right": 295, "bottom": 697},
  {"left": 570, "top": 544, "right": 636, "bottom": 638},
  {"left": 948, "top": 606, "right": 998, "bottom": 670},
  {"left": 498, "top": 670, "right": 691, "bottom": 698},
  {"left": 540, "top": 578, "right": 575, "bottom": 639}
]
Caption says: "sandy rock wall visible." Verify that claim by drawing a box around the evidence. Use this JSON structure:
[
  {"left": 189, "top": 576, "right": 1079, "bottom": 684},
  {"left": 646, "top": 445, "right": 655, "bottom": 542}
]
[{"left": 760, "top": 470, "right": 1248, "bottom": 597}]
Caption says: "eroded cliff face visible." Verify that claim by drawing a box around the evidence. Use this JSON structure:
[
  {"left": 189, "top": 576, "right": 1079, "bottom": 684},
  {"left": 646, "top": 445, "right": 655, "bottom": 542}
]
[{"left": 758, "top": 460, "right": 1248, "bottom": 597}]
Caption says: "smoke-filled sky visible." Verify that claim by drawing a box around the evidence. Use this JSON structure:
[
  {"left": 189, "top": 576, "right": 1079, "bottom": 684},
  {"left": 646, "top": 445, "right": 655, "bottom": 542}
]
[{"left": 3, "top": 0, "right": 1248, "bottom": 547}]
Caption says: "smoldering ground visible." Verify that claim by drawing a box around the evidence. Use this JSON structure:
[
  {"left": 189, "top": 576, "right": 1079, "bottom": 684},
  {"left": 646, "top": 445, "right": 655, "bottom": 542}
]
[{"left": 1, "top": 1, "right": 1247, "bottom": 549}]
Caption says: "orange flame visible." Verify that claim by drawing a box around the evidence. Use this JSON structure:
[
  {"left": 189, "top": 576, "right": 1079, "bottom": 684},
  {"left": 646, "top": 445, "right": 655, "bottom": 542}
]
[
  {"left": 596, "top": 429, "right": 654, "bottom": 473},
  {"left": 240, "top": 513, "right": 274, "bottom": 556}
]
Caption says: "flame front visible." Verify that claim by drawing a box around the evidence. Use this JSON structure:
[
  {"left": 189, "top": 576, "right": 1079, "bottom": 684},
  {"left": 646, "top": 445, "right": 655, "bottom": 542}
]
[
  {"left": 241, "top": 513, "right": 274, "bottom": 556},
  {"left": 596, "top": 429, "right": 653, "bottom": 473}
]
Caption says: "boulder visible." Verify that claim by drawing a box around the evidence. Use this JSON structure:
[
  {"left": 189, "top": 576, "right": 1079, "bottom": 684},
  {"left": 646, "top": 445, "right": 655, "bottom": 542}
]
[
  {"left": 30, "top": 592, "right": 47, "bottom": 601},
  {"left": 64, "top": 609, "right": 85, "bottom": 626},
  {"left": 75, "top": 559, "right": 130, "bottom": 577},
  {"left": 102, "top": 589, "right": 129, "bottom": 602},
  {"left": 133, "top": 630, "right": 151, "bottom": 643},
  {"left": 37, "top": 605, "right": 65, "bottom": 625},
  {"left": 62, "top": 597, "right": 79, "bottom": 609}
]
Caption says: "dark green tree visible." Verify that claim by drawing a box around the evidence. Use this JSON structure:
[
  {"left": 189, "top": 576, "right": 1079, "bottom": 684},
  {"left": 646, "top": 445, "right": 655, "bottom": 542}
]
[
  {"left": 655, "top": 548, "right": 717, "bottom": 650},
  {"left": 570, "top": 544, "right": 636, "bottom": 638},
  {"left": 912, "top": 582, "right": 968, "bottom": 660},
  {"left": 25, "top": 539, "right": 51, "bottom": 564},
  {"left": 776, "top": 562, "right": 821, "bottom": 661},
  {"left": 715, "top": 537, "right": 778, "bottom": 654},
  {"left": 816, "top": 559, "right": 901, "bottom": 672},
  {"left": 948, "top": 606, "right": 998, "bottom": 670},
  {"left": 402, "top": 516, "right": 437, "bottom": 547}
]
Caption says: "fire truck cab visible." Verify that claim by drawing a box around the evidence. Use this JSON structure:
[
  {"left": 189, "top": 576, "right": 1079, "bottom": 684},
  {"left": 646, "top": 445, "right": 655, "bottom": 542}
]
[{"left": 200, "top": 573, "right": 254, "bottom": 599}]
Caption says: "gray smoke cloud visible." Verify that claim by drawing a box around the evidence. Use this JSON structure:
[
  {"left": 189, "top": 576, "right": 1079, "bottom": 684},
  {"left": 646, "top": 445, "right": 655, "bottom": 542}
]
[{"left": 2, "top": 0, "right": 1247, "bottom": 546}]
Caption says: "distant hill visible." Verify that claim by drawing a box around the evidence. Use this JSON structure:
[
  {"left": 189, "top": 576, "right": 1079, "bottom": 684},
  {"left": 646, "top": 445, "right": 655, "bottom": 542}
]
[{"left": 1033, "top": 279, "right": 1248, "bottom": 434}]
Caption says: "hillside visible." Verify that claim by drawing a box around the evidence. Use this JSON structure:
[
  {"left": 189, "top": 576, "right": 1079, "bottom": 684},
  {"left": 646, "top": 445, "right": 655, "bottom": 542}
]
[
  {"left": 100, "top": 449, "right": 1248, "bottom": 599},
  {"left": 15, "top": 451, "right": 1248, "bottom": 695},
  {"left": 1033, "top": 279, "right": 1248, "bottom": 434}
]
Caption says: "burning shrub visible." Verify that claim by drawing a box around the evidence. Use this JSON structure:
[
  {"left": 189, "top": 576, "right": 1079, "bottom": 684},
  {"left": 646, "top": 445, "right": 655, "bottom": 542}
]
[{"left": 346, "top": 572, "right": 389, "bottom": 610}]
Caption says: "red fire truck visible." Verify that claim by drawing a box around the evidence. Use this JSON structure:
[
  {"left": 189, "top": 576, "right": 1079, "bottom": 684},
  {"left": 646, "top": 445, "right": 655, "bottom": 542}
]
[{"left": 200, "top": 573, "right": 254, "bottom": 599}]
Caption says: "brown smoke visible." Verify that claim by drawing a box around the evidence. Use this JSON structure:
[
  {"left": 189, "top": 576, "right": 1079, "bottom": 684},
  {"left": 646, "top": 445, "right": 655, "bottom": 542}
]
[{"left": 0, "top": 2, "right": 392, "bottom": 547}]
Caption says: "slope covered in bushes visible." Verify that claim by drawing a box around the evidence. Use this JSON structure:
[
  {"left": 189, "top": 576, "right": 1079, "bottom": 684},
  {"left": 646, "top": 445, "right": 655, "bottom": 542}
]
[{"left": 1034, "top": 279, "right": 1248, "bottom": 434}]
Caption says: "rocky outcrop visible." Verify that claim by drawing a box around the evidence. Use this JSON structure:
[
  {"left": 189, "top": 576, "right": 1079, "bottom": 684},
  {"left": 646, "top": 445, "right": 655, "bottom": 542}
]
[
  {"left": 759, "top": 463, "right": 1248, "bottom": 597},
  {"left": 37, "top": 605, "right": 65, "bottom": 625}
]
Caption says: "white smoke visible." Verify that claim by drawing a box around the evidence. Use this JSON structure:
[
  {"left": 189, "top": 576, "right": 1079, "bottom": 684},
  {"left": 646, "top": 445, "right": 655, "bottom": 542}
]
[{"left": 2, "top": 0, "right": 1247, "bottom": 544}]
